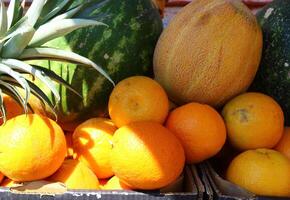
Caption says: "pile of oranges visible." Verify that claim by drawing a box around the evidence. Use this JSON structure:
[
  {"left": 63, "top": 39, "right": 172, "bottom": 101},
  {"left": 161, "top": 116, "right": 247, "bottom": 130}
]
[{"left": 0, "top": 76, "right": 289, "bottom": 196}]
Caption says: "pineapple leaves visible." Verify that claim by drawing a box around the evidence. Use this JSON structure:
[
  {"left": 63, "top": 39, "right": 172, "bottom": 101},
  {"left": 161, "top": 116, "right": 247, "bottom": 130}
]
[
  {"left": 30, "top": 64, "right": 81, "bottom": 98},
  {"left": 7, "top": 0, "right": 23, "bottom": 29},
  {"left": 24, "top": 0, "right": 46, "bottom": 27},
  {"left": 1, "top": 76, "right": 57, "bottom": 120},
  {"left": 49, "top": 5, "right": 83, "bottom": 22},
  {"left": 36, "top": 0, "right": 72, "bottom": 27},
  {"left": 29, "top": 19, "right": 107, "bottom": 47},
  {"left": 1, "top": 59, "right": 61, "bottom": 104},
  {"left": 19, "top": 48, "right": 115, "bottom": 85},
  {"left": 2, "top": 26, "right": 35, "bottom": 58},
  {"left": 0, "top": 0, "right": 7, "bottom": 38},
  {"left": 0, "top": 80, "right": 26, "bottom": 114},
  {"left": 0, "top": 88, "right": 6, "bottom": 122},
  {"left": 0, "top": 63, "right": 30, "bottom": 111}
]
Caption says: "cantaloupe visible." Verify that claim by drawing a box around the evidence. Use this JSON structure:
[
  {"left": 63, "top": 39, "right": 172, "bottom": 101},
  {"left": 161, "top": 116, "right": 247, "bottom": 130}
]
[{"left": 153, "top": 0, "right": 262, "bottom": 106}]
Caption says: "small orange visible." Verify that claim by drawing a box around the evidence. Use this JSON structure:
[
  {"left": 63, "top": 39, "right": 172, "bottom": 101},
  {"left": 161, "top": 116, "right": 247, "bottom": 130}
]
[
  {"left": 103, "top": 176, "right": 131, "bottom": 190},
  {"left": 0, "top": 114, "right": 66, "bottom": 181},
  {"left": 99, "top": 179, "right": 109, "bottom": 189},
  {"left": 65, "top": 132, "right": 74, "bottom": 158},
  {"left": 73, "top": 118, "right": 116, "bottom": 179},
  {"left": 166, "top": 102, "right": 226, "bottom": 164},
  {"left": 108, "top": 76, "right": 169, "bottom": 127},
  {"left": 226, "top": 149, "right": 290, "bottom": 197},
  {"left": 275, "top": 127, "right": 290, "bottom": 160},
  {"left": 110, "top": 121, "right": 185, "bottom": 190},
  {"left": 222, "top": 92, "right": 284, "bottom": 150},
  {"left": 0, "top": 94, "right": 48, "bottom": 125},
  {"left": 0, "top": 172, "right": 4, "bottom": 184},
  {"left": 0, "top": 178, "right": 19, "bottom": 187},
  {"left": 49, "top": 159, "right": 100, "bottom": 190}
]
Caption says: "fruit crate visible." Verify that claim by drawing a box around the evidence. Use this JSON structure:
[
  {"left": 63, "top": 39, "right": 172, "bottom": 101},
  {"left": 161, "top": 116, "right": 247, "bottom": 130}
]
[
  {"left": 198, "top": 162, "right": 289, "bottom": 200},
  {"left": 0, "top": 166, "right": 203, "bottom": 200}
]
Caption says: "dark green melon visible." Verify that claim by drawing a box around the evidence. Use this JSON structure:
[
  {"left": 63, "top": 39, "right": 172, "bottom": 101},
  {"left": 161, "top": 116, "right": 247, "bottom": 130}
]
[
  {"left": 250, "top": 0, "right": 290, "bottom": 125},
  {"left": 34, "top": 0, "right": 163, "bottom": 129}
]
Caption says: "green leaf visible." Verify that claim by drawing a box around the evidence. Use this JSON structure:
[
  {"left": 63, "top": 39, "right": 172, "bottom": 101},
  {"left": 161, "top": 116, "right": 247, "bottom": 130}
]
[
  {"left": 1, "top": 26, "right": 35, "bottom": 58},
  {"left": 0, "top": 63, "right": 30, "bottom": 110},
  {"left": 29, "top": 19, "right": 107, "bottom": 47},
  {"left": 7, "top": 0, "right": 23, "bottom": 29},
  {"left": 1, "top": 59, "right": 61, "bottom": 103},
  {"left": 0, "top": 0, "right": 8, "bottom": 38},
  {"left": 49, "top": 5, "right": 83, "bottom": 22},
  {"left": 24, "top": 0, "right": 46, "bottom": 27},
  {"left": 36, "top": 0, "right": 71, "bottom": 26},
  {"left": 19, "top": 47, "right": 115, "bottom": 85}
]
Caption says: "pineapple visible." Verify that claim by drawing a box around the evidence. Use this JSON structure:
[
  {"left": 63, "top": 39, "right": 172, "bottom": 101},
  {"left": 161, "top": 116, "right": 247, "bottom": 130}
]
[{"left": 0, "top": 0, "right": 114, "bottom": 122}]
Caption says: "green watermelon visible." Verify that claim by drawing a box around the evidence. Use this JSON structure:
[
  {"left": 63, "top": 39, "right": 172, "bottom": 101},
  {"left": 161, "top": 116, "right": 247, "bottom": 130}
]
[
  {"left": 250, "top": 0, "right": 290, "bottom": 125},
  {"left": 34, "top": 0, "right": 163, "bottom": 129}
]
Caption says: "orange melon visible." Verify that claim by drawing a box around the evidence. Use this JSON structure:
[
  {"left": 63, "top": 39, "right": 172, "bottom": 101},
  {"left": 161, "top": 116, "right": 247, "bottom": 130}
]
[{"left": 153, "top": 0, "right": 262, "bottom": 106}]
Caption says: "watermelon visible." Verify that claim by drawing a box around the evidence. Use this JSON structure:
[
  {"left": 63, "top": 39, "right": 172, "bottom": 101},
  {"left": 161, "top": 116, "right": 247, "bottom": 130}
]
[
  {"left": 34, "top": 0, "right": 163, "bottom": 129},
  {"left": 250, "top": 0, "right": 290, "bottom": 125}
]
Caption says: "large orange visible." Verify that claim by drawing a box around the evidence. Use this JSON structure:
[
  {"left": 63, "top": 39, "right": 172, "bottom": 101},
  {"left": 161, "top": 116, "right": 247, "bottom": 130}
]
[
  {"left": 73, "top": 118, "right": 116, "bottom": 179},
  {"left": 49, "top": 159, "right": 100, "bottom": 190},
  {"left": 222, "top": 92, "right": 284, "bottom": 150},
  {"left": 166, "top": 102, "right": 226, "bottom": 164},
  {"left": 0, "top": 114, "right": 66, "bottom": 181},
  {"left": 110, "top": 121, "right": 185, "bottom": 190},
  {"left": 275, "top": 127, "right": 290, "bottom": 160},
  {"left": 226, "top": 149, "right": 290, "bottom": 197},
  {"left": 108, "top": 76, "right": 169, "bottom": 128}
]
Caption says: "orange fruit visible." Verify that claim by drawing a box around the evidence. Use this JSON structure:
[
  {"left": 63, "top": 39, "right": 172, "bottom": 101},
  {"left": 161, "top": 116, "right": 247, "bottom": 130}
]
[
  {"left": 103, "top": 176, "right": 131, "bottom": 190},
  {"left": 275, "top": 127, "right": 290, "bottom": 160},
  {"left": 110, "top": 121, "right": 185, "bottom": 190},
  {"left": 73, "top": 118, "right": 116, "bottom": 179},
  {"left": 49, "top": 159, "right": 100, "bottom": 190},
  {"left": 99, "top": 179, "right": 109, "bottom": 189},
  {"left": 222, "top": 92, "right": 284, "bottom": 150},
  {"left": 0, "top": 172, "right": 4, "bottom": 184},
  {"left": 226, "top": 149, "right": 290, "bottom": 197},
  {"left": 166, "top": 102, "right": 226, "bottom": 164},
  {"left": 108, "top": 76, "right": 169, "bottom": 127},
  {"left": 65, "top": 132, "right": 74, "bottom": 158},
  {"left": 0, "top": 114, "right": 66, "bottom": 181}
]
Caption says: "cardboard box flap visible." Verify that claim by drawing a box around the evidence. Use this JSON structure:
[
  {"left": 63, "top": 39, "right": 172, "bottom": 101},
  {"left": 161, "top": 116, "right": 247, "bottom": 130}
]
[{"left": 10, "top": 181, "right": 66, "bottom": 195}]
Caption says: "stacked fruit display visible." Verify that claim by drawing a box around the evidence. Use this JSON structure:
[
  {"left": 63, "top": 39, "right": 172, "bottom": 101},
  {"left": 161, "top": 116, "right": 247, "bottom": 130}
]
[{"left": 0, "top": 0, "right": 289, "bottom": 198}]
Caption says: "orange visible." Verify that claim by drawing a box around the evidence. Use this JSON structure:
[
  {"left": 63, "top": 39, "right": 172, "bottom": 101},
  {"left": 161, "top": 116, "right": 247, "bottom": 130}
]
[
  {"left": 226, "top": 149, "right": 290, "bottom": 197},
  {"left": 0, "top": 114, "right": 66, "bottom": 181},
  {"left": 110, "top": 121, "right": 185, "bottom": 190},
  {"left": 275, "top": 127, "right": 290, "bottom": 160},
  {"left": 103, "top": 176, "right": 131, "bottom": 190},
  {"left": 73, "top": 118, "right": 116, "bottom": 179},
  {"left": 222, "top": 92, "right": 284, "bottom": 150},
  {"left": 0, "top": 95, "right": 23, "bottom": 125},
  {"left": 108, "top": 76, "right": 169, "bottom": 128},
  {"left": 49, "top": 159, "right": 100, "bottom": 190},
  {"left": 99, "top": 179, "right": 109, "bottom": 189},
  {"left": 166, "top": 102, "right": 226, "bottom": 164},
  {"left": 65, "top": 132, "right": 74, "bottom": 158},
  {"left": 0, "top": 172, "right": 3, "bottom": 184}
]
